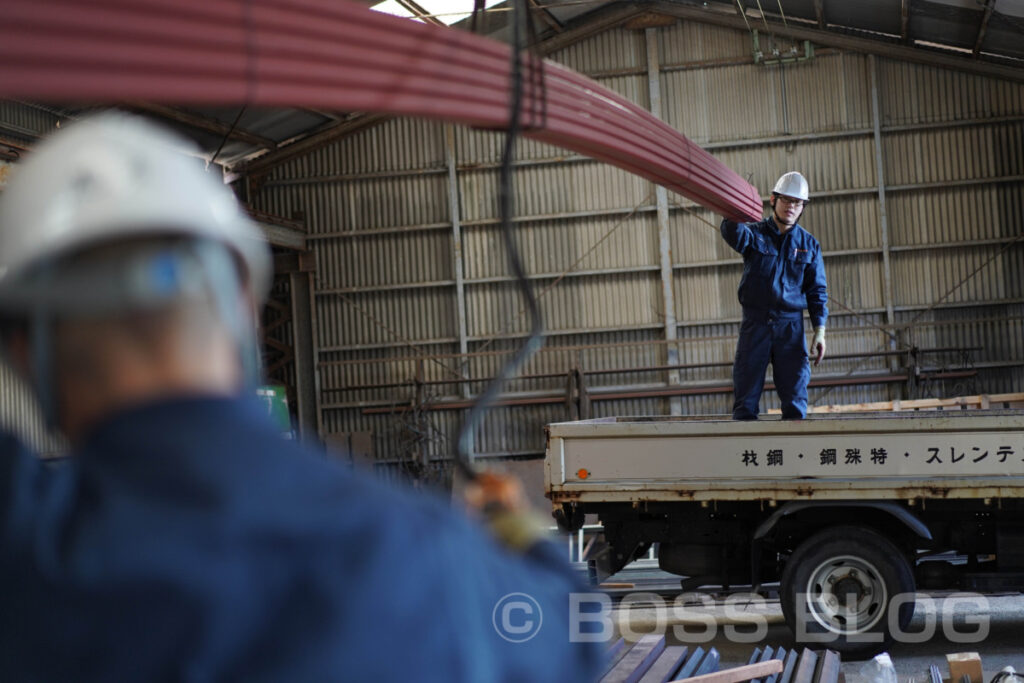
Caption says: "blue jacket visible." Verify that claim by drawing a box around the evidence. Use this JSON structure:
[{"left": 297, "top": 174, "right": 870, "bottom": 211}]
[
  {"left": 720, "top": 216, "right": 828, "bottom": 328},
  {"left": 0, "top": 397, "right": 599, "bottom": 682}
]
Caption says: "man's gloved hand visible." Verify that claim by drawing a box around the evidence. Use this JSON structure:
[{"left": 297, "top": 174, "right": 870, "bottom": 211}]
[
  {"left": 811, "top": 326, "right": 826, "bottom": 365},
  {"left": 463, "top": 471, "right": 549, "bottom": 552}
]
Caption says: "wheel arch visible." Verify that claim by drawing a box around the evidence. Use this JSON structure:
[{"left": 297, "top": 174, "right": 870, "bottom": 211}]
[{"left": 754, "top": 501, "right": 932, "bottom": 547}]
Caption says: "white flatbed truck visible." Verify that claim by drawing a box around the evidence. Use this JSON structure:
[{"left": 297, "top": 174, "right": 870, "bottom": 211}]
[{"left": 545, "top": 412, "right": 1024, "bottom": 655}]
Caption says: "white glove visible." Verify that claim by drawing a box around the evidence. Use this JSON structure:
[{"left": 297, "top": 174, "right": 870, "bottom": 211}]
[{"left": 811, "top": 327, "right": 826, "bottom": 366}]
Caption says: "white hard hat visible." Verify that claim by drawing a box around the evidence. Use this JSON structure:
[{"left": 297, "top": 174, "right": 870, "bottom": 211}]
[
  {"left": 0, "top": 112, "right": 271, "bottom": 305},
  {"left": 771, "top": 171, "right": 809, "bottom": 202}
]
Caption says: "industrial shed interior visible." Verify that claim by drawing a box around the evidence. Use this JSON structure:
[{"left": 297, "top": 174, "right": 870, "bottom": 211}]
[{"left": 0, "top": 0, "right": 1022, "bottom": 491}]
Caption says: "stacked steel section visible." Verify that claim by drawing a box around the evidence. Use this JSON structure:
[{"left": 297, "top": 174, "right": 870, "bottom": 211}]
[{"left": 0, "top": 0, "right": 762, "bottom": 221}]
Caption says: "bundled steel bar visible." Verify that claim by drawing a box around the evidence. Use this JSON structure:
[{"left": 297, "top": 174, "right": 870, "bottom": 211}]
[{"left": 0, "top": 0, "right": 762, "bottom": 221}]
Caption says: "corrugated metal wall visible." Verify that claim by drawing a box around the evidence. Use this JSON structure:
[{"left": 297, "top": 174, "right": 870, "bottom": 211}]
[
  {"left": 243, "top": 20, "right": 1024, "bottom": 466},
  {"left": 0, "top": 102, "right": 64, "bottom": 455}
]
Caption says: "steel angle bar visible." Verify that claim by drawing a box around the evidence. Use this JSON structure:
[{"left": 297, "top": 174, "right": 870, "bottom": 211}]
[{"left": 0, "top": 0, "right": 762, "bottom": 221}]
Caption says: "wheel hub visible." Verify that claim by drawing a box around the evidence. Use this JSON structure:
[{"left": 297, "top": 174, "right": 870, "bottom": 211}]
[{"left": 805, "top": 556, "right": 887, "bottom": 635}]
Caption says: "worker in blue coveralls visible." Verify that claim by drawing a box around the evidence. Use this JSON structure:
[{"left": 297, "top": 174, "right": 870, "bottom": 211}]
[
  {"left": 0, "top": 114, "right": 600, "bottom": 682},
  {"left": 720, "top": 171, "right": 828, "bottom": 420}
]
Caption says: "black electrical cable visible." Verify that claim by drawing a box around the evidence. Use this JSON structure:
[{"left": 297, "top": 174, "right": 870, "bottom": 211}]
[
  {"left": 455, "top": 0, "right": 545, "bottom": 480},
  {"left": 209, "top": 106, "right": 247, "bottom": 167},
  {"left": 470, "top": 0, "right": 487, "bottom": 34}
]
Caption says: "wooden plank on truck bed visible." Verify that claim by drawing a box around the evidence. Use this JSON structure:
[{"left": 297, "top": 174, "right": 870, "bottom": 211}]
[
  {"left": 751, "top": 646, "right": 774, "bottom": 683},
  {"left": 764, "top": 648, "right": 785, "bottom": 683},
  {"left": 673, "top": 660, "right": 783, "bottom": 683},
  {"left": 786, "top": 392, "right": 1024, "bottom": 414},
  {"left": 946, "top": 652, "right": 983, "bottom": 683},
  {"left": 601, "top": 634, "right": 665, "bottom": 683},
  {"left": 637, "top": 645, "right": 688, "bottom": 683}
]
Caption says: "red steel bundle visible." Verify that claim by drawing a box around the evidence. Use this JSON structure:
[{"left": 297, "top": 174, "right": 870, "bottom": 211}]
[{"left": 0, "top": 0, "right": 763, "bottom": 221}]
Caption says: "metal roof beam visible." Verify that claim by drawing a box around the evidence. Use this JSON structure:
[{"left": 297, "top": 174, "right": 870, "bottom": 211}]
[
  {"left": 901, "top": 0, "right": 911, "bottom": 43},
  {"left": 648, "top": 0, "right": 1024, "bottom": 83},
  {"left": 973, "top": 0, "right": 995, "bottom": 58},
  {"left": 241, "top": 4, "right": 640, "bottom": 179},
  {"left": 528, "top": 0, "right": 564, "bottom": 33},
  {"left": 536, "top": 2, "right": 644, "bottom": 54},
  {"left": 393, "top": 0, "right": 446, "bottom": 27},
  {"left": 127, "top": 103, "right": 278, "bottom": 150},
  {"left": 239, "top": 113, "right": 390, "bottom": 176}
]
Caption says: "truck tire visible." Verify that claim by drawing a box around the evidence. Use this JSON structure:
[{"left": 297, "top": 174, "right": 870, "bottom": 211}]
[{"left": 780, "top": 525, "right": 915, "bottom": 658}]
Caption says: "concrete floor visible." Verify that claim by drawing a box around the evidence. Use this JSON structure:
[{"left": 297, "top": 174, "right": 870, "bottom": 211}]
[{"left": 601, "top": 564, "right": 1024, "bottom": 681}]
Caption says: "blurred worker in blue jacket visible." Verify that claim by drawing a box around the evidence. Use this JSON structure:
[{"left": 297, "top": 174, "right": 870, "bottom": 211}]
[
  {"left": 0, "top": 114, "right": 600, "bottom": 682},
  {"left": 720, "top": 172, "right": 828, "bottom": 420}
]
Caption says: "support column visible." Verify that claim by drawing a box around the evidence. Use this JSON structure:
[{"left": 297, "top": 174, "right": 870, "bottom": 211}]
[
  {"left": 445, "top": 124, "right": 471, "bottom": 398},
  {"left": 290, "top": 268, "right": 322, "bottom": 441},
  {"left": 869, "top": 55, "right": 899, "bottom": 389},
  {"left": 646, "top": 27, "right": 682, "bottom": 415}
]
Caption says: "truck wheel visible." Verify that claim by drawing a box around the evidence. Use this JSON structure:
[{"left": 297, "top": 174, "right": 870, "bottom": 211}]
[{"left": 781, "top": 525, "right": 915, "bottom": 658}]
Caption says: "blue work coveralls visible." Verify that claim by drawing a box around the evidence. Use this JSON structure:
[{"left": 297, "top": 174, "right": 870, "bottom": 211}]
[
  {"left": 0, "top": 397, "right": 601, "bottom": 682},
  {"left": 721, "top": 216, "right": 828, "bottom": 419}
]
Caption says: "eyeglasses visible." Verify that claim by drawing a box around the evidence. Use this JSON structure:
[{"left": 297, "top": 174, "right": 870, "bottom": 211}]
[{"left": 776, "top": 196, "right": 805, "bottom": 208}]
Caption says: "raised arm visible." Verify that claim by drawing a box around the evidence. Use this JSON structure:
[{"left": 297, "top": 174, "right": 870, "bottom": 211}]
[{"left": 720, "top": 218, "right": 756, "bottom": 255}]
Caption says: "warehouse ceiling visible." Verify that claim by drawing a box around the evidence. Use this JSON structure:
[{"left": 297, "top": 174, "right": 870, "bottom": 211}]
[{"left": 4, "top": 0, "right": 1023, "bottom": 177}]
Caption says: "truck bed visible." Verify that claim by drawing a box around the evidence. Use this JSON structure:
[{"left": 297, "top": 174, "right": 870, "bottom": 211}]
[{"left": 545, "top": 412, "right": 1024, "bottom": 503}]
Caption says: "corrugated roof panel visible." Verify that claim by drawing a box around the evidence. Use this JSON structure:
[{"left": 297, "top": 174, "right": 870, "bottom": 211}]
[
  {"left": 670, "top": 205, "right": 734, "bottom": 264},
  {"left": 712, "top": 135, "right": 878, "bottom": 198},
  {"left": 900, "top": 302, "right": 1024, "bottom": 365},
  {"left": 271, "top": 117, "right": 447, "bottom": 176},
  {"left": 666, "top": 63, "right": 780, "bottom": 141},
  {"left": 0, "top": 101, "right": 60, "bottom": 140},
  {"left": 256, "top": 173, "right": 450, "bottom": 234},
  {"left": 664, "top": 52, "right": 873, "bottom": 145},
  {"left": 659, "top": 21, "right": 754, "bottom": 64},
  {"left": 891, "top": 245, "right": 1024, "bottom": 307},
  {"left": 319, "top": 342, "right": 463, "bottom": 404},
  {"left": 827, "top": 0, "right": 902, "bottom": 35},
  {"left": 780, "top": 54, "right": 868, "bottom": 135},
  {"left": 315, "top": 288, "right": 457, "bottom": 348},
  {"left": 671, "top": 193, "right": 881, "bottom": 260},
  {"left": 454, "top": 127, "right": 570, "bottom": 165},
  {"left": 550, "top": 27, "right": 646, "bottom": 74},
  {"left": 827, "top": 254, "right": 886, "bottom": 310},
  {"left": 315, "top": 230, "right": 453, "bottom": 289},
  {"left": 888, "top": 184, "right": 1023, "bottom": 247},
  {"left": 878, "top": 59, "right": 1024, "bottom": 125},
  {"left": 0, "top": 363, "right": 64, "bottom": 457},
  {"left": 466, "top": 273, "right": 660, "bottom": 337},
  {"left": 463, "top": 214, "right": 657, "bottom": 280},
  {"left": 674, "top": 264, "right": 741, "bottom": 322},
  {"left": 806, "top": 194, "right": 881, "bottom": 252},
  {"left": 457, "top": 162, "right": 650, "bottom": 223},
  {"left": 591, "top": 74, "right": 648, "bottom": 107},
  {"left": 882, "top": 122, "right": 1023, "bottom": 186}
]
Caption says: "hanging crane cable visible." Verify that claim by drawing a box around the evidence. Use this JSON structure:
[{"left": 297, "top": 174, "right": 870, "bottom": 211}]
[{"left": 456, "top": 0, "right": 546, "bottom": 480}]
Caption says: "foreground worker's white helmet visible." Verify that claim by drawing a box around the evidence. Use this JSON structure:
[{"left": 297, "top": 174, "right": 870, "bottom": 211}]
[
  {"left": 771, "top": 171, "right": 809, "bottom": 202},
  {"left": 0, "top": 112, "right": 271, "bottom": 302}
]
